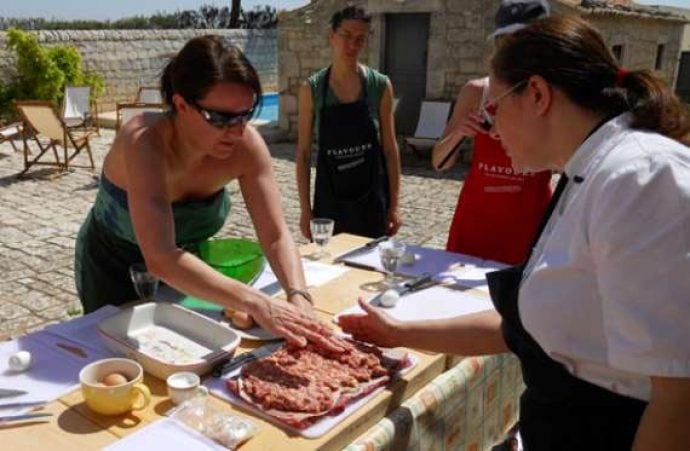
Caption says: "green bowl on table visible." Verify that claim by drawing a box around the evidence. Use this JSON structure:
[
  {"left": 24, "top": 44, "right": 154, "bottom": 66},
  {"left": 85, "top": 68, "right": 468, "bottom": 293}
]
[{"left": 182, "top": 238, "right": 265, "bottom": 312}]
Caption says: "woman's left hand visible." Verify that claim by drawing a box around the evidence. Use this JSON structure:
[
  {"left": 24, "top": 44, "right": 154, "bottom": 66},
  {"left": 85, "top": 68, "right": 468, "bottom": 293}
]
[{"left": 387, "top": 206, "right": 401, "bottom": 236}]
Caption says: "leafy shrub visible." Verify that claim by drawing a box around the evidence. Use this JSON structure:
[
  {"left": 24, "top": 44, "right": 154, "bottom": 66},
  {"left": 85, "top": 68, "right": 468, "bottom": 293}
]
[{"left": 3, "top": 28, "right": 104, "bottom": 115}]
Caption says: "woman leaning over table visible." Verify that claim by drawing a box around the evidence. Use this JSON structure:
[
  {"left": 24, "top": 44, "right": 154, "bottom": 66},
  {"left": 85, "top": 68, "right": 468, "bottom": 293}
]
[
  {"left": 340, "top": 15, "right": 690, "bottom": 450},
  {"left": 296, "top": 5, "right": 401, "bottom": 240},
  {"left": 74, "top": 35, "right": 339, "bottom": 350}
]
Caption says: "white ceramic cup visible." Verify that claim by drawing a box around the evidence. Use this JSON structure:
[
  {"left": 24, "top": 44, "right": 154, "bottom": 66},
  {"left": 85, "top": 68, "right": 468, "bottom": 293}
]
[{"left": 166, "top": 371, "right": 209, "bottom": 405}]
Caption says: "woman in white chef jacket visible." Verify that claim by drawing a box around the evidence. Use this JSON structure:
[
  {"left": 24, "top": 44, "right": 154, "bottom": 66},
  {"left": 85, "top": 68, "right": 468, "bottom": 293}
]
[{"left": 340, "top": 15, "right": 690, "bottom": 451}]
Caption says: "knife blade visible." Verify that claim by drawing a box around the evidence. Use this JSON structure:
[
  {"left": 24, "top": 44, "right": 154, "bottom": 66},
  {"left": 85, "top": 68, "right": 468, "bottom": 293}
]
[
  {"left": 212, "top": 341, "right": 284, "bottom": 378},
  {"left": 370, "top": 272, "right": 434, "bottom": 307},
  {"left": 0, "top": 412, "right": 52, "bottom": 424},
  {"left": 0, "top": 389, "right": 28, "bottom": 398},
  {"left": 332, "top": 236, "right": 388, "bottom": 264}
]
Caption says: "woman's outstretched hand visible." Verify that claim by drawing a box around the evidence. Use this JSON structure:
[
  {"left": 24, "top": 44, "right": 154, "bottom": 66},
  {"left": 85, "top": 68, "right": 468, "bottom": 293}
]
[
  {"left": 249, "top": 295, "right": 344, "bottom": 353},
  {"left": 337, "top": 297, "right": 403, "bottom": 348}
]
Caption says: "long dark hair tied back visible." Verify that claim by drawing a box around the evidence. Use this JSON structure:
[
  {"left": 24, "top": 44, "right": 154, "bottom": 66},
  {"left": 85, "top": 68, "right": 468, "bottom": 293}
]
[
  {"left": 160, "top": 35, "right": 262, "bottom": 113},
  {"left": 491, "top": 15, "right": 690, "bottom": 145}
]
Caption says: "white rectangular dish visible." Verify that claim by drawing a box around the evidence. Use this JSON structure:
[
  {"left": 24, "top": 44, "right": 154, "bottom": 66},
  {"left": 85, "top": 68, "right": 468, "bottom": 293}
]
[{"left": 98, "top": 302, "right": 240, "bottom": 380}]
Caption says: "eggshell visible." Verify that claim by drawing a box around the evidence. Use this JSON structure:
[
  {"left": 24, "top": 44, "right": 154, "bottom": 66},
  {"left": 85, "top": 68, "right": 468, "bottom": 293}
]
[
  {"left": 102, "top": 372, "right": 129, "bottom": 386},
  {"left": 379, "top": 289, "right": 400, "bottom": 308}
]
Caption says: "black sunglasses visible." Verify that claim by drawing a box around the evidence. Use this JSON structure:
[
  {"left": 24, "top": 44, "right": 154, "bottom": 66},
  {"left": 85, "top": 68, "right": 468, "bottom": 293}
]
[{"left": 191, "top": 102, "right": 254, "bottom": 129}]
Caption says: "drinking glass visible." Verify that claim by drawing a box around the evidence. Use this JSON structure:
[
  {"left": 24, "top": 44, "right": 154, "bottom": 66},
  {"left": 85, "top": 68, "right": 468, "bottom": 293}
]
[
  {"left": 378, "top": 240, "right": 406, "bottom": 287},
  {"left": 129, "top": 262, "right": 159, "bottom": 302},
  {"left": 310, "top": 218, "right": 335, "bottom": 259}
]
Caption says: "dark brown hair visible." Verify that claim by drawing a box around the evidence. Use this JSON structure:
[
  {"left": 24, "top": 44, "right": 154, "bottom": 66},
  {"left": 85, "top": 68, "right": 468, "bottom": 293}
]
[
  {"left": 161, "top": 35, "right": 262, "bottom": 112},
  {"left": 491, "top": 15, "right": 690, "bottom": 144},
  {"left": 330, "top": 6, "right": 371, "bottom": 31}
]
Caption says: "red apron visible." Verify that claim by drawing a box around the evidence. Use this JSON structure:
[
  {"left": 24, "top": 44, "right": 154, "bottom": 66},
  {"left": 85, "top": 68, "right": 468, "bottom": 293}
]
[{"left": 446, "top": 132, "right": 552, "bottom": 265}]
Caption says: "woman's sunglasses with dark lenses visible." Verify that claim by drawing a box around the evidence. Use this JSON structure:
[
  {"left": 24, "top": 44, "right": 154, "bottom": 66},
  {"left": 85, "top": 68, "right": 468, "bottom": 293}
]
[{"left": 192, "top": 102, "right": 255, "bottom": 129}]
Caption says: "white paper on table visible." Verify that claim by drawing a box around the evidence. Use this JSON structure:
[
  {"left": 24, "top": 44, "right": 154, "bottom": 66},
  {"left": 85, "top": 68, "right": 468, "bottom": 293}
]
[
  {"left": 0, "top": 306, "right": 120, "bottom": 414},
  {"left": 205, "top": 354, "right": 418, "bottom": 439},
  {"left": 334, "top": 285, "right": 495, "bottom": 323},
  {"left": 103, "top": 418, "right": 226, "bottom": 451},
  {"left": 254, "top": 259, "right": 349, "bottom": 296}
]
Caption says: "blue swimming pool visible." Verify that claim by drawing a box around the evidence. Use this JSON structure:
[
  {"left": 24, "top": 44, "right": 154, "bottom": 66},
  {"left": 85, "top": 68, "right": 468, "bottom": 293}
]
[{"left": 254, "top": 92, "right": 279, "bottom": 122}]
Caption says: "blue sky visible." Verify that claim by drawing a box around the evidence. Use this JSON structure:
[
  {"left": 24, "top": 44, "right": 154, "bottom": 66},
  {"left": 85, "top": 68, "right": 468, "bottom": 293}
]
[
  {"left": 1, "top": 1, "right": 686, "bottom": 20},
  {"left": 2, "top": 1, "right": 310, "bottom": 20}
]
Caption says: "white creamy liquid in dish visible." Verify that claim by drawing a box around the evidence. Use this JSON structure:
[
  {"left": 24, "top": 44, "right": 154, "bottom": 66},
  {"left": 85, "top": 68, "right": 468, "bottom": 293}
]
[{"left": 129, "top": 326, "right": 214, "bottom": 365}]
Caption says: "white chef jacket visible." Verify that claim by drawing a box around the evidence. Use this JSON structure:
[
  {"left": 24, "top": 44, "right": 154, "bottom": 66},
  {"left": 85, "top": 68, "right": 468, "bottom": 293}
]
[{"left": 520, "top": 113, "right": 690, "bottom": 401}]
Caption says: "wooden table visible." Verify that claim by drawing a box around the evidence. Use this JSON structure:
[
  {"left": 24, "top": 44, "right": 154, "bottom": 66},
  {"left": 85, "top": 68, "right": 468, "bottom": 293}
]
[{"left": 7, "top": 234, "right": 447, "bottom": 450}]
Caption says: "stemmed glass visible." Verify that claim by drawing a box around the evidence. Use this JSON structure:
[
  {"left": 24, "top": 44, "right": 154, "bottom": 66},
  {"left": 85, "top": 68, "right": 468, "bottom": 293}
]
[
  {"left": 378, "top": 239, "right": 406, "bottom": 287},
  {"left": 310, "top": 218, "right": 334, "bottom": 259},
  {"left": 129, "top": 262, "right": 159, "bottom": 302}
]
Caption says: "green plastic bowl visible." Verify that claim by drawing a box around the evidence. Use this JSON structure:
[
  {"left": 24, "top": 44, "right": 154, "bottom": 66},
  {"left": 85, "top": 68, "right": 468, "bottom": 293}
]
[{"left": 198, "top": 238, "right": 265, "bottom": 285}]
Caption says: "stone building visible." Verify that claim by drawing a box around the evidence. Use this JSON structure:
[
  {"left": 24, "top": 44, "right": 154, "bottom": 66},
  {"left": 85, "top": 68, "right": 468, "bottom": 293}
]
[{"left": 278, "top": 0, "right": 687, "bottom": 137}]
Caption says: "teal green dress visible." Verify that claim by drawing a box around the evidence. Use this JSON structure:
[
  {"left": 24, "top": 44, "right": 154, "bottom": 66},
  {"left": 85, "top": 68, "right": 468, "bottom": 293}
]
[{"left": 74, "top": 174, "right": 230, "bottom": 313}]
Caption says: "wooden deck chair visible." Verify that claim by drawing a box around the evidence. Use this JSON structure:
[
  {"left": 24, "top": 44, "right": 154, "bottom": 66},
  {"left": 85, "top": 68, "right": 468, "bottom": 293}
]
[
  {"left": 404, "top": 101, "right": 452, "bottom": 156},
  {"left": 14, "top": 101, "right": 95, "bottom": 177},
  {"left": 0, "top": 122, "right": 23, "bottom": 152},
  {"left": 62, "top": 86, "right": 99, "bottom": 135},
  {"left": 116, "top": 102, "right": 166, "bottom": 131},
  {"left": 136, "top": 86, "right": 163, "bottom": 104}
]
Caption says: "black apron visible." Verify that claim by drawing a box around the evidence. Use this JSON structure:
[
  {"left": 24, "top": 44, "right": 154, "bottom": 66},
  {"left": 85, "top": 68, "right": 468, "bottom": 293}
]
[
  {"left": 313, "top": 67, "right": 389, "bottom": 238},
  {"left": 487, "top": 175, "right": 647, "bottom": 451}
]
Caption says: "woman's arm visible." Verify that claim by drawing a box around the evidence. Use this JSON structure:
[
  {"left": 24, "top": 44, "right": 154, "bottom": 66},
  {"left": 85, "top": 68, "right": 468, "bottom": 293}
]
[
  {"left": 431, "top": 79, "right": 485, "bottom": 171},
  {"left": 296, "top": 82, "right": 315, "bottom": 240},
  {"left": 339, "top": 298, "right": 508, "bottom": 355},
  {"left": 379, "top": 78, "right": 402, "bottom": 236},
  {"left": 633, "top": 376, "right": 690, "bottom": 450},
  {"left": 239, "top": 126, "right": 312, "bottom": 311},
  {"left": 122, "top": 121, "right": 335, "bottom": 348}
]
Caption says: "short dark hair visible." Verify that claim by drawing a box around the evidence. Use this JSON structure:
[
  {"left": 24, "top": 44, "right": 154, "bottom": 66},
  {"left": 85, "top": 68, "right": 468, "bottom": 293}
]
[
  {"left": 330, "top": 6, "right": 371, "bottom": 31},
  {"left": 161, "top": 35, "right": 262, "bottom": 113}
]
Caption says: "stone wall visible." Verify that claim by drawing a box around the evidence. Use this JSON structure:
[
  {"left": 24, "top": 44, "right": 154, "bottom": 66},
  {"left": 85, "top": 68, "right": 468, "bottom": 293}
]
[
  {"left": 278, "top": 0, "right": 685, "bottom": 137},
  {"left": 0, "top": 29, "right": 277, "bottom": 111}
]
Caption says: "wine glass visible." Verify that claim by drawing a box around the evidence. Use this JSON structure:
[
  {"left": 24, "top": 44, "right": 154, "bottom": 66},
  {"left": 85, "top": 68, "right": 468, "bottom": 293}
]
[
  {"left": 378, "top": 240, "right": 406, "bottom": 287},
  {"left": 129, "top": 262, "right": 159, "bottom": 302},
  {"left": 310, "top": 218, "right": 334, "bottom": 259}
]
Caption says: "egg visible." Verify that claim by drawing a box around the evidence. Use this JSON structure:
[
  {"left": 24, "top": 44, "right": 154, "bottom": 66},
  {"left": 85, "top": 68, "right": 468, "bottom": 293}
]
[
  {"left": 379, "top": 289, "right": 400, "bottom": 308},
  {"left": 102, "top": 372, "right": 129, "bottom": 386},
  {"left": 8, "top": 351, "right": 32, "bottom": 372},
  {"left": 231, "top": 311, "right": 255, "bottom": 330}
]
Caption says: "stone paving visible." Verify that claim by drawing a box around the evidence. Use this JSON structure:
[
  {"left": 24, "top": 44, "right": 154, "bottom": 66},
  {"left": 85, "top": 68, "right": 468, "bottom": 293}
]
[{"left": 0, "top": 129, "right": 467, "bottom": 339}]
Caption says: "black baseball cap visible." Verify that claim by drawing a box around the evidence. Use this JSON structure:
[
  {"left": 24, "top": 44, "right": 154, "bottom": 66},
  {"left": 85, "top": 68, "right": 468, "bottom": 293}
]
[{"left": 490, "top": 0, "right": 551, "bottom": 39}]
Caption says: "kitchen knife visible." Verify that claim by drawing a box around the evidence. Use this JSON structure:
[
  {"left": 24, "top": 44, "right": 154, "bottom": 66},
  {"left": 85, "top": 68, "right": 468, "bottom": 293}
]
[
  {"left": 212, "top": 340, "right": 284, "bottom": 378},
  {"left": 370, "top": 272, "right": 434, "bottom": 307},
  {"left": 0, "top": 389, "right": 28, "bottom": 398},
  {"left": 0, "top": 412, "right": 52, "bottom": 424},
  {"left": 0, "top": 401, "right": 47, "bottom": 410},
  {"left": 332, "top": 236, "right": 388, "bottom": 264}
]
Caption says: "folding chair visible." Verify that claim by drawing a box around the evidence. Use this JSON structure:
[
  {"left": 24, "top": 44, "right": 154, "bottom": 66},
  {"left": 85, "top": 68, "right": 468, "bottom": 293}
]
[
  {"left": 14, "top": 101, "right": 95, "bottom": 177},
  {"left": 62, "top": 86, "right": 99, "bottom": 135},
  {"left": 0, "top": 122, "right": 23, "bottom": 152},
  {"left": 116, "top": 102, "right": 166, "bottom": 131},
  {"left": 404, "top": 101, "right": 452, "bottom": 156},
  {"left": 136, "top": 86, "right": 163, "bottom": 104}
]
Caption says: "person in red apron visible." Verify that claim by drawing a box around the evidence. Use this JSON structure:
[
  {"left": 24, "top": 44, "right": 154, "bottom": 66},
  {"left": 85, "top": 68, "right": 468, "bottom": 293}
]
[
  {"left": 432, "top": 0, "right": 552, "bottom": 265},
  {"left": 296, "top": 6, "right": 401, "bottom": 240},
  {"left": 340, "top": 16, "right": 690, "bottom": 450}
]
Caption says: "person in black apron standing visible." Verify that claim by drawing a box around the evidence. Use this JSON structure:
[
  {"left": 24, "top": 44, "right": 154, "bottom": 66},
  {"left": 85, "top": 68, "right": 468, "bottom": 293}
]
[
  {"left": 339, "top": 16, "right": 690, "bottom": 450},
  {"left": 296, "top": 5, "right": 401, "bottom": 239}
]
